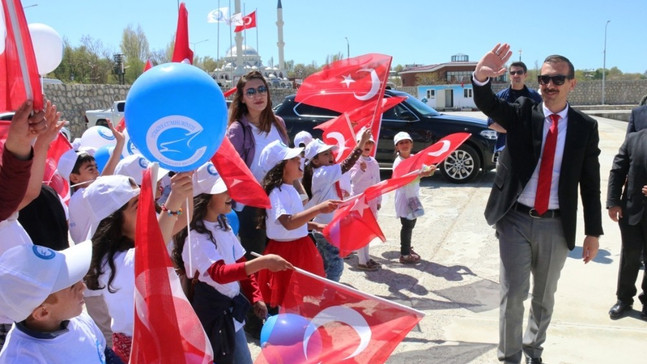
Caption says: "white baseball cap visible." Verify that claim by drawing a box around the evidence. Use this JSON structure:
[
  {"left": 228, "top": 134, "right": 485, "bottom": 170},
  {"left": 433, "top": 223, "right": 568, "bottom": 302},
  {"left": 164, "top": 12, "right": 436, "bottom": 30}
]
[
  {"left": 56, "top": 149, "right": 80, "bottom": 181},
  {"left": 304, "top": 138, "right": 337, "bottom": 162},
  {"left": 259, "top": 140, "right": 303, "bottom": 171},
  {"left": 294, "top": 130, "right": 314, "bottom": 148},
  {"left": 69, "top": 175, "right": 140, "bottom": 242},
  {"left": 193, "top": 162, "right": 227, "bottom": 196},
  {"left": 0, "top": 241, "right": 92, "bottom": 322},
  {"left": 393, "top": 131, "right": 412, "bottom": 145},
  {"left": 114, "top": 154, "right": 169, "bottom": 185}
]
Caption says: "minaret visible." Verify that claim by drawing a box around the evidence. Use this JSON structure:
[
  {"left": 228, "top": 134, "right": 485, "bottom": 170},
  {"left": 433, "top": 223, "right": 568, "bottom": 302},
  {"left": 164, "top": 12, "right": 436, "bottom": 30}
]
[
  {"left": 234, "top": 0, "right": 244, "bottom": 76},
  {"left": 276, "top": 0, "right": 285, "bottom": 72}
]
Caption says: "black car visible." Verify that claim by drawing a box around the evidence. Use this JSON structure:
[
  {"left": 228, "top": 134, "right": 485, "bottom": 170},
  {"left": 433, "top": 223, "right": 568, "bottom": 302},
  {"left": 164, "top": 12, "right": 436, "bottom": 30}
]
[{"left": 273, "top": 89, "right": 497, "bottom": 183}]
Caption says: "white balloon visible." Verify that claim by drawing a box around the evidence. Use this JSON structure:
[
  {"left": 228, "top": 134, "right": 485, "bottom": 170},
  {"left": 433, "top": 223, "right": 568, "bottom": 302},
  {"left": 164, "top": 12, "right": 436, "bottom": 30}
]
[
  {"left": 80, "top": 126, "right": 117, "bottom": 150},
  {"left": 28, "top": 23, "right": 63, "bottom": 75}
]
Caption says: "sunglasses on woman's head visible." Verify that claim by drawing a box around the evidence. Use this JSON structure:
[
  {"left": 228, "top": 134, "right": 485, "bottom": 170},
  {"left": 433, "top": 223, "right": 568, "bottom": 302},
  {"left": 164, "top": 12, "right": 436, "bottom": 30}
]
[{"left": 244, "top": 85, "right": 268, "bottom": 97}]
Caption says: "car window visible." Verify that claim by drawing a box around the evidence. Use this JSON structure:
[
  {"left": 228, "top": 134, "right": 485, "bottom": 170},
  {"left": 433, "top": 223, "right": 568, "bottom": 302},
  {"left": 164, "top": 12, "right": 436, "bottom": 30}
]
[
  {"left": 382, "top": 103, "right": 418, "bottom": 122},
  {"left": 404, "top": 96, "right": 441, "bottom": 117},
  {"left": 294, "top": 103, "right": 338, "bottom": 118}
]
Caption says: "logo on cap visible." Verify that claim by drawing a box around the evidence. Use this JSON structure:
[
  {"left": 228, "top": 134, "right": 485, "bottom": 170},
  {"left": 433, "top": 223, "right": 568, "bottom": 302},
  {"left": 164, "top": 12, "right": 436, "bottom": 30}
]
[
  {"left": 207, "top": 163, "right": 219, "bottom": 177},
  {"left": 32, "top": 245, "right": 56, "bottom": 260},
  {"left": 138, "top": 157, "right": 149, "bottom": 169},
  {"left": 97, "top": 127, "right": 116, "bottom": 141},
  {"left": 145, "top": 115, "right": 207, "bottom": 168}
]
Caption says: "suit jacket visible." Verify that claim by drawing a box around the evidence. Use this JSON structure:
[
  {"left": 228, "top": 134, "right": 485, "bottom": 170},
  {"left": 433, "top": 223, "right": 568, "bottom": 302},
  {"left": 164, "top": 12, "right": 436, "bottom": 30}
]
[
  {"left": 473, "top": 78, "right": 603, "bottom": 249},
  {"left": 626, "top": 105, "right": 647, "bottom": 134},
  {"left": 607, "top": 129, "right": 647, "bottom": 225}
]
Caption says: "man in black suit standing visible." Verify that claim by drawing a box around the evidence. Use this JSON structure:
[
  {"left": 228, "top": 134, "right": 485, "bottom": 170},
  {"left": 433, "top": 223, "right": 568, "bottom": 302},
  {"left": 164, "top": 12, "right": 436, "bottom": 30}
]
[
  {"left": 472, "top": 44, "right": 603, "bottom": 364},
  {"left": 607, "top": 129, "right": 647, "bottom": 320},
  {"left": 626, "top": 104, "right": 647, "bottom": 134}
]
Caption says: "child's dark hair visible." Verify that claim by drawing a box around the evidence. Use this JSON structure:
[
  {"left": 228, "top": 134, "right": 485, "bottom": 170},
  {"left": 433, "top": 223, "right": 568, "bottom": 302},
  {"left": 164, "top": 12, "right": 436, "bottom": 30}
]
[
  {"left": 172, "top": 193, "right": 230, "bottom": 274},
  {"left": 85, "top": 179, "right": 138, "bottom": 293},
  {"left": 257, "top": 160, "right": 288, "bottom": 230},
  {"left": 302, "top": 162, "right": 313, "bottom": 199},
  {"left": 71, "top": 153, "right": 95, "bottom": 174}
]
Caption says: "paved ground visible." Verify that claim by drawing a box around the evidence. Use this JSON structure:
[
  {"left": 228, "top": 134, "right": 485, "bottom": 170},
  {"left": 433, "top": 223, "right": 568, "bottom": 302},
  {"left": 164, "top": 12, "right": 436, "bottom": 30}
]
[{"left": 249, "top": 112, "right": 647, "bottom": 364}]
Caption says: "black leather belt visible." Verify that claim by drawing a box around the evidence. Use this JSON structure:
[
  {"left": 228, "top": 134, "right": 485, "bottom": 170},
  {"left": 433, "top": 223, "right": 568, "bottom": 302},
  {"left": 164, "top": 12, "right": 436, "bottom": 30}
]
[{"left": 514, "top": 203, "right": 560, "bottom": 218}]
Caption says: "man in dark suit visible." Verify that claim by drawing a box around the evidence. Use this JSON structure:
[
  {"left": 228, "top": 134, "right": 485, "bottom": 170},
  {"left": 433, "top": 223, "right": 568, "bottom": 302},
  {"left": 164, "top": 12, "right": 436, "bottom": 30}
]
[
  {"left": 472, "top": 44, "right": 603, "bottom": 364},
  {"left": 607, "top": 129, "right": 647, "bottom": 320},
  {"left": 626, "top": 104, "right": 647, "bottom": 134}
]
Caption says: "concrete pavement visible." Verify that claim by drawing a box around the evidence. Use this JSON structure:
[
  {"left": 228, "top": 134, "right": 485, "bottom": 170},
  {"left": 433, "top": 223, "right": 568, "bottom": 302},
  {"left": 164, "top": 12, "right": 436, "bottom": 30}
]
[{"left": 249, "top": 112, "right": 647, "bottom": 364}]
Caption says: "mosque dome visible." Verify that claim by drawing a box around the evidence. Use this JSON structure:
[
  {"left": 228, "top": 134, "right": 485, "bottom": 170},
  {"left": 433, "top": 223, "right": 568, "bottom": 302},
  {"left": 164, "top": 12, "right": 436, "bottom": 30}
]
[{"left": 225, "top": 45, "right": 259, "bottom": 57}]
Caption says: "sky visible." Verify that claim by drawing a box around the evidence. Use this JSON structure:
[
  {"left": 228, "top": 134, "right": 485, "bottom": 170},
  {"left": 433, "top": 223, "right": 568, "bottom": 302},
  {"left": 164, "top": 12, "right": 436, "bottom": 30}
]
[{"left": 22, "top": 0, "right": 647, "bottom": 74}]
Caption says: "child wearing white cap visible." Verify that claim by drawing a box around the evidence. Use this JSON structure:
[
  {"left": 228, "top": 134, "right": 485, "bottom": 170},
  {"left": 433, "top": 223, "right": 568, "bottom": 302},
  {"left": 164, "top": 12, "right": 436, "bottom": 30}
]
[
  {"left": 84, "top": 173, "right": 193, "bottom": 362},
  {"left": 255, "top": 140, "right": 339, "bottom": 307},
  {"left": 393, "top": 132, "right": 436, "bottom": 264},
  {"left": 349, "top": 129, "right": 382, "bottom": 271},
  {"left": 302, "top": 128, "right": 372, "bottom": 281},
  {"left": 0, "top": 242, "right": 121, "bottom": 363},
  {"left": 172, "top": 162, "right": 292, "bottom": 364}
]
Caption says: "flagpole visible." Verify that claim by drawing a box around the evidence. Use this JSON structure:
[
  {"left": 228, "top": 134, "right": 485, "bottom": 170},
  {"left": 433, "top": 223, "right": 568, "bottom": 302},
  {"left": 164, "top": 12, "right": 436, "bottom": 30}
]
[
  {"left": 242, "top": 3, "right": 246, "bottom": 55},
  {"left": 255, "top": 8, "right": 259, "bottom": 59},
  {"left": 250, "top": 252, "right": 425, "bottom": 317},
  {"left": 217, "top": 0, "right": 220, "bottom": 63}
]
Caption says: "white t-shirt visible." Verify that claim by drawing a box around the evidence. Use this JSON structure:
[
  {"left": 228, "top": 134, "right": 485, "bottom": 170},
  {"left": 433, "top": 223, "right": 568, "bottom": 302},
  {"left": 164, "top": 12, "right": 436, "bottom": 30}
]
[
  {"left": 98, "top": 249, "right": 135, "bottom": 336},
  {"left": 350, "top": 156, "right": 382, "bottom": 214},
  {"left": 182, "top": 220, "right": 246, "bottom": 332},
  {"left": 0, "top": 213, "right": 33, "bottom": 324},
  {"left": 393, "top": 155, "right": 421, "bottom": 219},
  {"left": 266, "top": 184, "right": 308, "bottom": 241},
  {"left": 250, "top": 124, "right": 283, "bottom": 183},
  {"left": 68, "top": 188, "right": 91, "bottom": 244},
  {"left": 0, "top": 313, "right": 106, "bottom": 364},
  {"left": 305, "top": 165, "right": 343, "bottom": 224}
]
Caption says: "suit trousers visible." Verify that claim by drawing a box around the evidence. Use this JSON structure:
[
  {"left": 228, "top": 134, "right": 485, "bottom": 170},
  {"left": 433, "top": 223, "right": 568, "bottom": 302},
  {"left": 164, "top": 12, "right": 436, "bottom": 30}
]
[
  {"left": 617, "top": 216, "right": 647, "bottom": 305},
  {"left": 496, "top": 209, "right": 569, "bottom": 364}
]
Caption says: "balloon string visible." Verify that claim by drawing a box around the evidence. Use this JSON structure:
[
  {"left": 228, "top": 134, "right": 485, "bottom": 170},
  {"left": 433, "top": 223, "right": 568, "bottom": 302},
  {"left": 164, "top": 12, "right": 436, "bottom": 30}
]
[{"left": 186, "top": 196, "right": 193, "bottom": 277}]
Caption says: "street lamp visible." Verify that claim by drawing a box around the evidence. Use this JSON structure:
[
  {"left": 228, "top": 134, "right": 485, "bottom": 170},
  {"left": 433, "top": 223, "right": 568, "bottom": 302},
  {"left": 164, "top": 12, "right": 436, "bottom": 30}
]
[
  {"left": 345, "top": 37, "right": 350, "bottom": 59},
  {"left": 602, "top": 20, "right": 610, "bottom": 105},
  {"left": 23, "top": 3, "right": 38, "bottom": 9},
  {"left": 190, "top": 39, "right": 209, "bottom": 60}
]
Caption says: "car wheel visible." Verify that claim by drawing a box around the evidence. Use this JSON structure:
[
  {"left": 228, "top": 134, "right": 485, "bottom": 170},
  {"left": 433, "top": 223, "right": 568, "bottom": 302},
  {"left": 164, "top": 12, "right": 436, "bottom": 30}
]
[
  {"left": 441, "top": 144, "right": 481, "bottom": 184},
  {"left": 96, "top": 119, "right": 108, "bottom": 127}
]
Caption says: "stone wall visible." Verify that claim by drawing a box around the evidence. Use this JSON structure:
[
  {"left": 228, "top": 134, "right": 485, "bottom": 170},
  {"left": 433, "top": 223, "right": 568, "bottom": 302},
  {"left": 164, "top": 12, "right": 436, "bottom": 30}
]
[{"left": 45, "top": 80, "right": 647, "bottom": 139}]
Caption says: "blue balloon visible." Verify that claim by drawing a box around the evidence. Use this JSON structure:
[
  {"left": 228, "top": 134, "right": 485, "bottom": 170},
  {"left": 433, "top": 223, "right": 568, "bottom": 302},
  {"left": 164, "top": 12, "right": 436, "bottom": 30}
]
[
  {"left": 260, "top": 313, "right": 312, "bottom": 347},
  {"left": 94, "top": 145, "right": 119, "bottom": 174},
  {"left": 125, "top": 62, "right": 227, "bottom": 172},
  {"left": 226, "top": 211, "right": 239, "bottom": 235}
]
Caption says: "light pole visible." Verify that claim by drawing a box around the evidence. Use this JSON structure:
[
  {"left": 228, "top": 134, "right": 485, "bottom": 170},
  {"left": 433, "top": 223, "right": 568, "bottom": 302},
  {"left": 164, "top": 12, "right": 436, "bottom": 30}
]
[
  {"left": 190, "top": 39, "right": 209, "bottom": 61},
  {"left": 345, "top": 37, "right": 350, "bottom": 59},
  {"left": 23, "top": 3, "right": 38, "bottom": 9},
  {"left": 602, "top": 20, "right": 610, "bottom": 105}
]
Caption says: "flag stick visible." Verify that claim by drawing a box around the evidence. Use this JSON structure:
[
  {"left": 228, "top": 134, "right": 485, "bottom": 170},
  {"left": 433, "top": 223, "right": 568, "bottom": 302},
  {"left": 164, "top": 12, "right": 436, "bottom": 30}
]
[{"left": 250, "top": 252, "right": 425, "bottom": 317}]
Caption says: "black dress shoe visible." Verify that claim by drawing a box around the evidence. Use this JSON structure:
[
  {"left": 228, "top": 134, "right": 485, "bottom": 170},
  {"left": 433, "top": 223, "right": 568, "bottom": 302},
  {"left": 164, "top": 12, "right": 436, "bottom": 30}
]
[
  {"left": 526, "top": 357, "right": 542, "bottom": 364},
  {"left": 609, "top": 301, "right": 632, "bottom": 319}
]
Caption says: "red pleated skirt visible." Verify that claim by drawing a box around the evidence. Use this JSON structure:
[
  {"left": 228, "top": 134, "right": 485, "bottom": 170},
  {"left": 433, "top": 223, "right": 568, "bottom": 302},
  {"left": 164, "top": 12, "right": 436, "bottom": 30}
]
[{"left": 257, "top": 236, "right": 325, "bottom": 307}]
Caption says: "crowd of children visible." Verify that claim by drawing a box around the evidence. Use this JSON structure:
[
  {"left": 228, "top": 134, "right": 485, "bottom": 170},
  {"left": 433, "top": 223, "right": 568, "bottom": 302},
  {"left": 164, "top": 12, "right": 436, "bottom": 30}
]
[{"left": 0, "top": 90, "right": 437, "bottom": 361}]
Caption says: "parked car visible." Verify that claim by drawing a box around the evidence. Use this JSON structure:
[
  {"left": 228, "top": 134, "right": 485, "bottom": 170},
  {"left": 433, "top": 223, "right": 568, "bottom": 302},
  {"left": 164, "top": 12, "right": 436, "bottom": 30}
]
[
  {"left": 273, "top": 89, "right": 497, "bottom": 183},
  {"left": 85, "top": 100, "right": 125, "bottom": 128}
]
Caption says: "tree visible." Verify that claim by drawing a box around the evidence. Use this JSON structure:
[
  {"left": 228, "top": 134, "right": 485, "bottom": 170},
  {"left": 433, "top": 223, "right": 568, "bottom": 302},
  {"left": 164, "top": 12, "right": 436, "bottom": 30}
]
[
  {"left": 52, "top": 37, "right": 115, "bottom": 84},
  {"left": 120, "top": 24, "right": 150, "bottom": 83}
]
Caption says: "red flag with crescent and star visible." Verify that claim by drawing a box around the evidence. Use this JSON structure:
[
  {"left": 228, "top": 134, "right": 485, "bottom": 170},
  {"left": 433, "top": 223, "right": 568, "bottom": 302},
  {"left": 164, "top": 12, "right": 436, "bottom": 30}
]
[
  {"left": 314, "top": 96, "right": 405, "bottom": 162},
  {"left": 323, "top": 171, "right": 420, "bottom": 257},
  {"left": 392, "top": 132, "right": 472, "bottom": 178},
  {"left": 296, "top": 53, "right": 392, "bottom": 155},
  {"left": 130, "top": 165, "right": 213, "bottom": 363},
  {"left": 234, "top": 10, "right": 256, "bottom": 32},
  {"left": 210, "top": 137, "right": 271, "bottom": 209},
  {"left": 256, "top": 267, "right": 424, "bottom": 363},
  {"left": 1, "top": 0, "right": 43, "bottom": 112},
  {"left": 171, "top": 2, "right": 194, "bottom": 64}
]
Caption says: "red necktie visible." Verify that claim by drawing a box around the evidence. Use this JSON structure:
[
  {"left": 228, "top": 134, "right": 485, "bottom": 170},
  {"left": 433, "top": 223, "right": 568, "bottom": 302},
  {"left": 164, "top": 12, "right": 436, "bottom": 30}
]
[{"left": 534, "top": 114, "right": 560, "bottom": 215}]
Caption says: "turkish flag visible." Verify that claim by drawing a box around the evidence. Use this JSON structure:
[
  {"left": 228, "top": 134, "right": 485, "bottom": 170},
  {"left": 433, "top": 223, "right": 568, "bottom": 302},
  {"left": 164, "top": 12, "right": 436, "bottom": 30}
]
[
  {"left": 223, "top": 87, "right": 237, "bottom": 98},
  {"left": 257, "top": 268, "right": 424, "bottom": 363},
  {"left": 115, "top": 116, "right": 126, "bottom": 132},
  {"left": 234, "top": 10, "right": 256, "bottom": 32},
  {"left": 315, "top": 97, "right": 405, "bottom": 162},
  {"left": 210, "top": 137, "right": 271, "bottom": 209},
  {"left": 130, "top": 165, "right": 213, "bottom": 363},
  {"left": 323, "top": 171, "right": 419, "bottom": 257},
  {"left": 295, "top": 53, "right": 392, "bottom": 115},
  {"left": 143, "top": 59, "right": 153, "bottom": 72},
  {"left": 171, "top": 3, "right": 194, "bottom": 64},
  {"left": 1, "top": 0, "right": 43, "bottom": 112},
  {"left": 392, "top": 132, "right": 472, "bottom": 178}
]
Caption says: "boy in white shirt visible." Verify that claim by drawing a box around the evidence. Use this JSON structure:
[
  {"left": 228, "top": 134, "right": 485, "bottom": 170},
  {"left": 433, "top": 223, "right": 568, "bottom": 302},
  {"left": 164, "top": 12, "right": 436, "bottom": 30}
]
[{"left": 0, "top": 242, "right": 122, "bottom": 363}]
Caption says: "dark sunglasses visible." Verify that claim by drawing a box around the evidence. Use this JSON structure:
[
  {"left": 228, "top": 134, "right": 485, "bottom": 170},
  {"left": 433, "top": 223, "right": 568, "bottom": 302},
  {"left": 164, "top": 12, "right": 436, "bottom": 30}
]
[
  {"left": 509, "top": 70, "right": 525, "bottom": 76},
  {"left": 537, "top": 75, "right": 569, "bottom": 86},
  {"left": 244, "top": 85, "right": 268, "bottom": 97}
]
